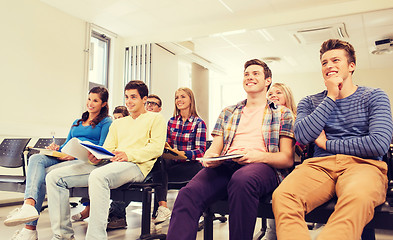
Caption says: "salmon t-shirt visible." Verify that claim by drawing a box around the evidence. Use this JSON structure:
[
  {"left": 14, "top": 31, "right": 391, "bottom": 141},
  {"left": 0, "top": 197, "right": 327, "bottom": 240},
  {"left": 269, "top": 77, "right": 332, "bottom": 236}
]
[{"left": 227, "top": 106, "right": 267, "bottom": 154}]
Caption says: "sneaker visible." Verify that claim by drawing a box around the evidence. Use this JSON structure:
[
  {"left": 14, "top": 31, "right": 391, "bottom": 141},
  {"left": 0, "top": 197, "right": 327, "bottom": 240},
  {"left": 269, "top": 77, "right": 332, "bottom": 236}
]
[
  {"left": 4, "top": 205, "right": 39, "bottom": 227},
  {"left": 71, "top": 213, "right": 82, "bottom": 221},
  {"left": 153, "top": 206, "right": 171, "bottom": 223},
  {"left": 51, "top": 235, "right": 75, "bottom": 240},
  {"left": 150, "top": 220, "right": 163, "bottom": 234},
  {"left": 71, "top": 212, "right": 88, "bottom": 221},
  {"left": 107, "top": 216, "right": 127, "bottom": 229},
  {"left": 11, "top": 228, "right": 38, "bottom": 240}
]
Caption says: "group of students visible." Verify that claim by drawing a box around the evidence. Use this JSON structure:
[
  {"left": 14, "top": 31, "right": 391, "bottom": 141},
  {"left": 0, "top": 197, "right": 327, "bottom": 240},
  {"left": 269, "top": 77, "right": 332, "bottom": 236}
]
[{"left": 3, "top": 38, "right": 393, "bottom": 240}]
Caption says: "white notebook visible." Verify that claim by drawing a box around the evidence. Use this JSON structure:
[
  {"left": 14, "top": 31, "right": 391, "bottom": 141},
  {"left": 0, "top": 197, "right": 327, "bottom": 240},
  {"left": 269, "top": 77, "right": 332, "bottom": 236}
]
[
  {"left": 61, "top": 138, "right": 114, "bottom": 164},
  {"left": 196, "top": 154, "right": 244, "bottom": 162}
]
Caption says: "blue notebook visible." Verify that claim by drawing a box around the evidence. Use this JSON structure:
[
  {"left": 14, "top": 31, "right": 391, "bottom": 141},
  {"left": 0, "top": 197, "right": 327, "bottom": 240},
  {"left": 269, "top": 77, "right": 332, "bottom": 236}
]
[{"left": 80, "top": 142, "right": 115, "bottom": 157}]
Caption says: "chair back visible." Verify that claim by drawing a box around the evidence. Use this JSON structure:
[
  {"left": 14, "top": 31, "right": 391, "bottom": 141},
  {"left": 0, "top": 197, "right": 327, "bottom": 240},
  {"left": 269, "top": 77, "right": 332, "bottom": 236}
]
[
  {"left": 144, "top": 157, "right": 163, "bottom": 183},
  {"left": 0, "top": 138, "right": 31, "bottom": 168},
  {"left": 27, "top": 138, "right": 66, "bottom": 160},
  {"left": 206, "top": 140, "right": 212, "bottom": 149},
  {"left": 384, "top": 144, "right": 393, "bottom": 182}
]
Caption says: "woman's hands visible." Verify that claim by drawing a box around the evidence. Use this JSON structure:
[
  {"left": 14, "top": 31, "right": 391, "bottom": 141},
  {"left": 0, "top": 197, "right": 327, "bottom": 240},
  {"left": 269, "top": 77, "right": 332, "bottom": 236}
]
[
  {"left": 58, "top": 154, "right": 75, "bottom": 161},
  {"left": 46, "top": 143, "right": 60, "bottom": 151}
]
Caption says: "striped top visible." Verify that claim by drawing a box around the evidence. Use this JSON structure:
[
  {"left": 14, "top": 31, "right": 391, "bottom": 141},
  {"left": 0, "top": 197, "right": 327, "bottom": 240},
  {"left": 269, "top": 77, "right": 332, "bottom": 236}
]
[{"left": 295, "top": 86, "right": 393, "bottom": 160}]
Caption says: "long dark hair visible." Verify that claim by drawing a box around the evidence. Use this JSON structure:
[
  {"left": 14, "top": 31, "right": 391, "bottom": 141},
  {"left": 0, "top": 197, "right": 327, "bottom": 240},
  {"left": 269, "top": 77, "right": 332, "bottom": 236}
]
[{"left": 73, "top": 87, "right": 109, "bottom": 128}]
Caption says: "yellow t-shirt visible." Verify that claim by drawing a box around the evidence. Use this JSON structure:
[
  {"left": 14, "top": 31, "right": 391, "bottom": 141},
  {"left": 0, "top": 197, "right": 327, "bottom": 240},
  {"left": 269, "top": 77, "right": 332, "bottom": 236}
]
[{"left": 103, "top": 111, "right": 166, "bottom": 177}]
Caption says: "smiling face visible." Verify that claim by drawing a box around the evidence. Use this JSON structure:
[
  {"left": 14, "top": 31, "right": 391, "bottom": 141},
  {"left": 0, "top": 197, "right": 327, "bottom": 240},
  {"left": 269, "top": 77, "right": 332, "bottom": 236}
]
[
  {"left": 175, "top": 90, "right": 191, "bottom": 111},
  {"left": 86, "top": 93, "right": 105, "bottom": 115},
  {"left": 125, "top": 89, "right": 147, "bottom": 117},
  {"left": 268, "top": 86, "right": 286, "bottom": 107},
  {"left": 243, "top": 64, "right": 271, "bottom": 94},
  {"left": 145, "top": 97, "right": 162, "bottom": 112},
  {"left": 321, "top": 49, "right": 355, "bottom": 82}
]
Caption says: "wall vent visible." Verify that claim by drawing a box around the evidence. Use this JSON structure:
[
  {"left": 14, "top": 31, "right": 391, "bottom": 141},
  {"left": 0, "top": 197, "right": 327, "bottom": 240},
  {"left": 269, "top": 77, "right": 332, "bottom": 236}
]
[{"left": 292, "top": 23, "right": 349, "bottom": 44}]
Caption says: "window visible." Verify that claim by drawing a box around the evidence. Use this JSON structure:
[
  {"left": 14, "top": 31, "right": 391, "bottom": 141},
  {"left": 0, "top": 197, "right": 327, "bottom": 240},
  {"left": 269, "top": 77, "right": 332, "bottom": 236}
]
[{"left": 89, "top": 31, "right": 110, "bottom": 89}]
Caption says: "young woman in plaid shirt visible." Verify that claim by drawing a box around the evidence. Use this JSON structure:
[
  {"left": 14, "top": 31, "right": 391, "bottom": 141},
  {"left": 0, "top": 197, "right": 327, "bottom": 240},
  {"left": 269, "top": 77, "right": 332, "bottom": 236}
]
[{"left": 152, "top": 87, "right": 207, "bottom": 227}]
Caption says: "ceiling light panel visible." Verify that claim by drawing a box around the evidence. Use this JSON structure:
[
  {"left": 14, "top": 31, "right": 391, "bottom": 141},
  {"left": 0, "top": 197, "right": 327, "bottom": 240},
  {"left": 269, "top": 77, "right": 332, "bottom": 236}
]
[{"left": 292, "top": 23, "right": 349, "bottom": 44}]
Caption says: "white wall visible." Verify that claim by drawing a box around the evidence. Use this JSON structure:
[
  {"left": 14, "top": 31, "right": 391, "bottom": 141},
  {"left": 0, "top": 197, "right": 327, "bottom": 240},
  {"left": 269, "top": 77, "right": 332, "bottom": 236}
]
[
  {"left": 0, "top": 0, "right": 86, "bottom": 138},
  {"left": 150, "top": 44, "right": 179, "bottom": 121},
  {"left": 0, "top": 0, "right": 125, "bottom": 139}
]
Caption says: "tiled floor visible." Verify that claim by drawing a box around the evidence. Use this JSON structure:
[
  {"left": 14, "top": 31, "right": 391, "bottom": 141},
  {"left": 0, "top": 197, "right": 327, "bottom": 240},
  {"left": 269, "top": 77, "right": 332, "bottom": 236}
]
[{"left": 0, "top": 190, "right": 392, "bottom": 239}]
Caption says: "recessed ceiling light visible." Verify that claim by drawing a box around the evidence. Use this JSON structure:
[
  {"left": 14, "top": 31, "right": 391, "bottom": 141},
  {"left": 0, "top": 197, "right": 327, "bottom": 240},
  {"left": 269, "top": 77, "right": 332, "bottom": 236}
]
[
  {"left": 262, "top": 57, "right": 281, "bottom": 63},
  {"left": 371, "top": 48, "right": 393, "bottom": 55}
]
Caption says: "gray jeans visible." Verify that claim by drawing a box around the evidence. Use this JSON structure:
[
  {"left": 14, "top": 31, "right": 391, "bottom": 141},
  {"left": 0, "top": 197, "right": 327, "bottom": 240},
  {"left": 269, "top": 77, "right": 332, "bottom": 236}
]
[{"left": 46, "top": 160, "right": 144, "bottom": 240}]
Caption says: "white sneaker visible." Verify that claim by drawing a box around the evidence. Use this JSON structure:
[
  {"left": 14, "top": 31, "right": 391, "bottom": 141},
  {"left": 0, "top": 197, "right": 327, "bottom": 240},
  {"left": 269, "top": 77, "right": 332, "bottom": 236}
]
[
  {"left": 11, "top": 228, "right": 38, "bottom": 240},
  {"left": 153, "top": 206, "right": 171, "bottom": 223},
  {"left": 150, "top": 220, "right": 163, "bottom": 234},
  {"left": 71, "top": 213, "right": 83, "bottom": 221},
  {"left": 4, "top": 205, "right": 39, "bottom": 226}
]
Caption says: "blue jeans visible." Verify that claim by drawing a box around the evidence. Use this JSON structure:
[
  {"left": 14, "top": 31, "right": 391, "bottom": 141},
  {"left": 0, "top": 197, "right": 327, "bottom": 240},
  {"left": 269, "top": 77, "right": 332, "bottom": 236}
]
[
  {"left": 167, "top": 161, "right": 278, "bottom": 240},
  {"left": 24, "top": 154, "right": 76, "bottom": 226},
  {"left": 46, "top": 160, "right": 145, "bottom": 240}
]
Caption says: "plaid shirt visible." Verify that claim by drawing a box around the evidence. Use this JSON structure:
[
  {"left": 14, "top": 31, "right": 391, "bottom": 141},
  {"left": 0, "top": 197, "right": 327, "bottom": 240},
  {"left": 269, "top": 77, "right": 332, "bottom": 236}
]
[
  {"left": 167, "top": 115, "right": 207, "bottom": 161},
  {"left": 211, "top": 99, "right": 295, "bottom": 182}
]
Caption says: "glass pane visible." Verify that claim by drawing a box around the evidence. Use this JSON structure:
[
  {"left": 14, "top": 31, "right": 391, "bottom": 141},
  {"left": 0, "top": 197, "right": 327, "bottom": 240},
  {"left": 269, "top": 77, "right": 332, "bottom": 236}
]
[{"left": 89, "top": 35, "right": 108, "bottom": 86}]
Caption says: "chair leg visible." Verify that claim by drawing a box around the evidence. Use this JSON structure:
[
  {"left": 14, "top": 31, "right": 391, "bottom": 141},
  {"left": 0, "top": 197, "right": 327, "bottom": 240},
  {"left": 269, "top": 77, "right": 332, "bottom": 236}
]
[
  {"left": 137, "top": 186, "right": 166, "bottom": 240},
  {"left": 253, "top": 217, "right": 267, "bottom": 240},
  {"left": 361, "top": 228, "right": 375, "bottom": 240},
  {"left": 203, "top": 208, "right": 214, "bottom": 240},
  {"left": 198, "top": 214, "right": 227, "bottom": 231}
]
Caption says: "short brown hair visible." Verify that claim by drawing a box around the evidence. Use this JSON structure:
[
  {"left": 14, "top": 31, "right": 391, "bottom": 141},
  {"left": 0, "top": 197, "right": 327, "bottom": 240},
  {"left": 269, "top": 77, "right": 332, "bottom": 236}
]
[
  {"left": 113, "top": 106, "right": 129, "bottom": 117},
  {"left": 124, "top": 80, "right": 148, "bottom": 99},
  {"left": 320, "top": 39, "right": 356, "bottom": 65},
  {"left": 244, "top": 59, "right": 272, "bottom": 90}
]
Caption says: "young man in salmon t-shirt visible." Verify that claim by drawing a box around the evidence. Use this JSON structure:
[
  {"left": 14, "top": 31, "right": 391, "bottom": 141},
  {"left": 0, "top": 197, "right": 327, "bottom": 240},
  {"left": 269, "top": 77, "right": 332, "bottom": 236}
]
[{"left": 166, "top": 59, "right": 295, "bottom": 240}]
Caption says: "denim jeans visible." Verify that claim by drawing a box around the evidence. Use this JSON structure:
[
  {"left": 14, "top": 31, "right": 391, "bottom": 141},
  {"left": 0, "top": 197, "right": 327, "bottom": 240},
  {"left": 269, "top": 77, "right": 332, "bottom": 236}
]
[
  {"left": 24, "top": 154, "right": 76, "bottom": 226},
  {"left": 46, "top": 160, "right": 145, "bottom": 240}
]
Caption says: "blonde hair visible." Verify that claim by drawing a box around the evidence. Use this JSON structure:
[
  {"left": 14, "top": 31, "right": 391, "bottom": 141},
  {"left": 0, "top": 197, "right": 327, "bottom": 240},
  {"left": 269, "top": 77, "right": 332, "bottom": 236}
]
[
  {"left": 173, "top": 87, "right": 199, "bottom": 118},
  {"left": 269, "top": 83, "right": 297, "bottom": 115}
]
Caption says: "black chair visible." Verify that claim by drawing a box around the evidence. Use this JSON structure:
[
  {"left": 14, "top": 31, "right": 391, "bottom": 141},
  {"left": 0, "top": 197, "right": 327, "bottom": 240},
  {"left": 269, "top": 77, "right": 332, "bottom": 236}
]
[
  {"left": 26, "top": 138, "right": 67, "bottom": 161},
  {"left": 0, "top": 138, "right": 31, "bottom": 193},
  {"left": 156, "top": 140, "right": 227, "bottom": 231}
]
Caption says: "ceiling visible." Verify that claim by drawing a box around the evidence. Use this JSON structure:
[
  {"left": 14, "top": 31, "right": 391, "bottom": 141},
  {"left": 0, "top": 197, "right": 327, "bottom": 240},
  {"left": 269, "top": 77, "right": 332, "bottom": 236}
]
[{"left": 40, "top": 0, "right": 393, "bottom": 76}]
